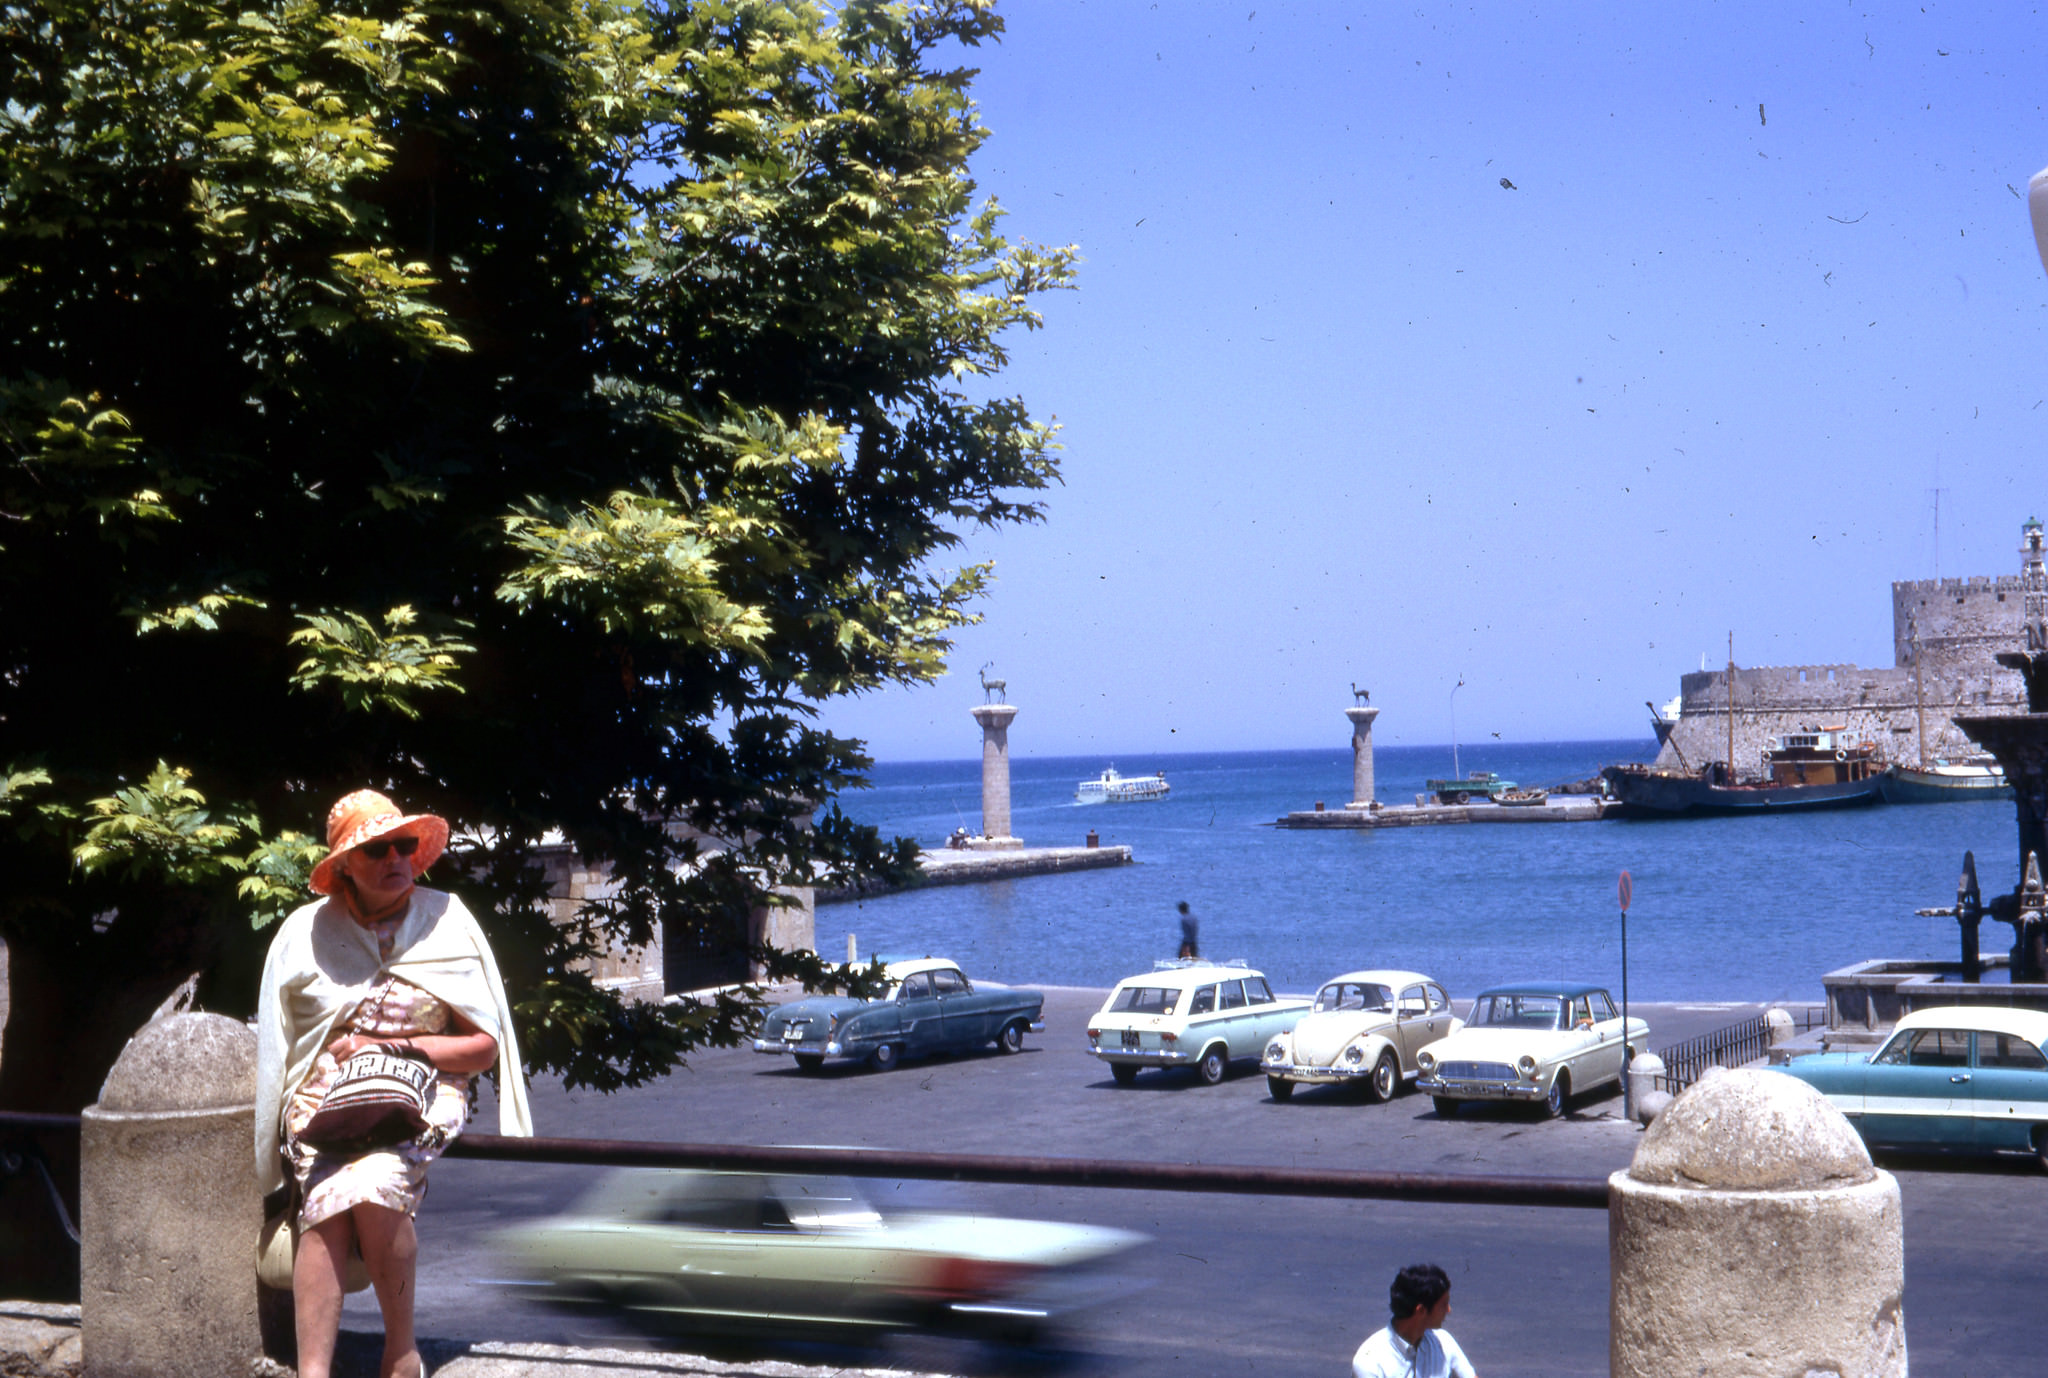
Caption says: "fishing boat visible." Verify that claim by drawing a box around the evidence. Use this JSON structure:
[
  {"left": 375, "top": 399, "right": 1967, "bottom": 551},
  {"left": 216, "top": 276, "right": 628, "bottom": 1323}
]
[
  {"left": 1423, "top": 771, "right": 1518, "bottom": 805},
  {"left": 1877, "top": 759, "right": 2012, "bottom": 804},
  {"left": 1496, "top": 788, "right": 1550, "bottom": 807},
  {"left": 1075, "top": 766, "right": 1170, "bottom": 803},
  {"left": 1604, "top": 728, "right": 1884, "bottom": 817}
]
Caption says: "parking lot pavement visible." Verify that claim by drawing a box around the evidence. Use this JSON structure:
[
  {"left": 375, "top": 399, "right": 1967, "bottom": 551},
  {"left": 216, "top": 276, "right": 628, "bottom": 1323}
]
[{"left": 380, "top": 984, "right": 2045, "bottom": 1378}]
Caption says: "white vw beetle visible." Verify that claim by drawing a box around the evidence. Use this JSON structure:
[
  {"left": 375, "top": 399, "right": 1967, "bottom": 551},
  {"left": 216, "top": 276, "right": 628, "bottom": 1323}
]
[{"left": 1260, "top": 970, "right": 1459, "bottom": 1102}]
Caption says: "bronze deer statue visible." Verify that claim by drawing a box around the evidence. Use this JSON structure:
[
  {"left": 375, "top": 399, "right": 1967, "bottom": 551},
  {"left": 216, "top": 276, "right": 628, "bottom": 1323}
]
[{"left": 979, "top": 663, "right": 1007, "bottom": 703}]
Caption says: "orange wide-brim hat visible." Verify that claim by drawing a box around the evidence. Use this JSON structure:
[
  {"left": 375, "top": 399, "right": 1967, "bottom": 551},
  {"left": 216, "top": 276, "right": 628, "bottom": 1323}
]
[{"left": 307, "top": 789, "right": 451, "bottom": 895}]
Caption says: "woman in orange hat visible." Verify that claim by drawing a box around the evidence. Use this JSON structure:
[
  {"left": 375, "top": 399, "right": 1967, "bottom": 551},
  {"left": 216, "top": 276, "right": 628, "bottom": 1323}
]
[{"left": 256, "top": 790, "right": 533, "bottom": 1378}]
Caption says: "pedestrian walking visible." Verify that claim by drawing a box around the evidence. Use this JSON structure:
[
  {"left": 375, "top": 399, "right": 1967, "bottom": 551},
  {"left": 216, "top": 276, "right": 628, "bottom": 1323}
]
[{"left": 1176, "top": 900, "right": 1199, "bottom": 959}]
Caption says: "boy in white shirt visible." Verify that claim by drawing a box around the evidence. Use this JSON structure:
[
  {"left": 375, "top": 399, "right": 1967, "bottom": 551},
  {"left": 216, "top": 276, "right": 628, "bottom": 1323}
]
[{"left": 1350, "top": 1263, "right": 1476, "bottom": 1378}]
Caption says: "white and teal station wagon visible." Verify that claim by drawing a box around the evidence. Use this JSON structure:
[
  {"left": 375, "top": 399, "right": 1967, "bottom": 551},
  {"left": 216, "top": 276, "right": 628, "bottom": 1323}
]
[
  {"left": 1087, "top": 961, "right": 1311, "bottom": 1086},
  {"left": 1773, "top": 1006, "right": 2048, "bottom": 1166}
]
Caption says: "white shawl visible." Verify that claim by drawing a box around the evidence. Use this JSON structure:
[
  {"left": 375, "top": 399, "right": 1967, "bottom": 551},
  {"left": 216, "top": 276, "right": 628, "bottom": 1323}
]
[{"left": 254, "top": 886, "right": 533, "bottom": 1194}]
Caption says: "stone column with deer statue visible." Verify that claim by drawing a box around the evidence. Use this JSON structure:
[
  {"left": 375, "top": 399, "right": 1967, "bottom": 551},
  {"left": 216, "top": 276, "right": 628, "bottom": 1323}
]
[
  {"left": 1346, "top": 685, "right": 1379, "bottom": 809},
  {"left": 969, "top": 667, "right": 1023, "bottom": 850}
]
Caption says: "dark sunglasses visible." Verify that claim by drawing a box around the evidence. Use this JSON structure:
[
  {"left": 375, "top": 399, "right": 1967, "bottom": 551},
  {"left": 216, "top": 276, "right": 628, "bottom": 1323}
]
[{"left": 357, "top": 835, "right": 420, "bottom": 861}]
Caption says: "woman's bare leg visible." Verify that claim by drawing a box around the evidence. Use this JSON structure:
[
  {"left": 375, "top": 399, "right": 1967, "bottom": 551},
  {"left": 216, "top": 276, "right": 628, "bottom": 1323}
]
[
  {"left": 293, "top": 1213, "right": 356, "bottom": 1378},
  {"left": 354, "top": 1202, "right": 422, "bottom": 1378}
]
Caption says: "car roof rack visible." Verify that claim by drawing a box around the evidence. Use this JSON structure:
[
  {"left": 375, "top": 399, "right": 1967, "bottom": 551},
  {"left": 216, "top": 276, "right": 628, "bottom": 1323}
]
[{"left": 1152, "top": 957, "right": 1250, "bottom": 971}]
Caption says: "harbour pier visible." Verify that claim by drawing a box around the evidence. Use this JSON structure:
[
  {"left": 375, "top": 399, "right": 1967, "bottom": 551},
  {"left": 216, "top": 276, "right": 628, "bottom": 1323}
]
[{"left": 1276, "top": 795, "right": 1617, "bottom": 829}]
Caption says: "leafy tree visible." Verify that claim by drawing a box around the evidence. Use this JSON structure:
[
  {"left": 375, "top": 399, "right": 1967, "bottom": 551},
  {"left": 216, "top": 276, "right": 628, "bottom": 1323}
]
[{"left": 0, "top": 0, "right": 1073, "bottom": 1130}]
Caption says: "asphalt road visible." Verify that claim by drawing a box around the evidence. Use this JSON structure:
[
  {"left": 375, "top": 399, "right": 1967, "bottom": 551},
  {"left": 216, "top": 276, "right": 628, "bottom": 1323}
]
[{"left": 363, "top": 987, "right": 2048, "bottom": 1377}]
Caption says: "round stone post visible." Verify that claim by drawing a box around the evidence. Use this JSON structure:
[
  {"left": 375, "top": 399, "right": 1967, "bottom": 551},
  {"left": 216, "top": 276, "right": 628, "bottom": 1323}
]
[
  {"left": 970, "top": 703, "right": 1022, "bottom": 848},
  {"left": 1345, "top": 705, "right": 1380, "bottom": 808},
  {"left": 1609, "top": 1068, "right": 1905, "bottom": 1377},
  {"left": 80, "top": 1013, "right": 263, "bottom": 1378}
]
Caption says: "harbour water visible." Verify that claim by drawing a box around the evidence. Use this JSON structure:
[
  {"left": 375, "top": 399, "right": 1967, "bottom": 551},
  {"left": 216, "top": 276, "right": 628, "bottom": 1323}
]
[{"left": 820, "top": 740, "right": 2016, "bottom": 1005}]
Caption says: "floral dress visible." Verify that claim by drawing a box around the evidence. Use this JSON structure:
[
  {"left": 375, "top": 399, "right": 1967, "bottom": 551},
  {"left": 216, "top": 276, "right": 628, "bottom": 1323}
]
[{"left": 283, "top": 913, "right": 473, "bottom": 1227}]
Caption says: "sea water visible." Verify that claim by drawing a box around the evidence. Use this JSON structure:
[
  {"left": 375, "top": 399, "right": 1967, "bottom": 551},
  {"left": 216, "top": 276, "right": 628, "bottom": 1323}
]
[{"left": 818, "top": 740, "right": 2018, "bottom": 1004}]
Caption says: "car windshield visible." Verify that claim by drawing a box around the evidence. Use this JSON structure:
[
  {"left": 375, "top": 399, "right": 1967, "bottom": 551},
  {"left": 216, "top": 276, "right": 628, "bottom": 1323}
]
[
  {"left": 1315, "top": 982, "right": 1393, "bottom": 1013},
  {"left": 1109, "top": 985, "right": 1178, "bottom": 1015},
  {"left": 1469, "top": 993, "right": 1566, "bottom": 1030}
]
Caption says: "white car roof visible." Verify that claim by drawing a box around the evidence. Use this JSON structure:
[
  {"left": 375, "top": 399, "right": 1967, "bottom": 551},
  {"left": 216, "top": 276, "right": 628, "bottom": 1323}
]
[
  {"left": 881, "top": 957, "right": 962, "bottom": 981},
  {"left": 1112, "top": 964, "right": 1266, "bottom": 991},
  {"left": 1315, "top": 970, "right": 1436, "bottom": 991},
  {"left": 1894, "top": 1005, "right": 2048, "bottom": 1042}
]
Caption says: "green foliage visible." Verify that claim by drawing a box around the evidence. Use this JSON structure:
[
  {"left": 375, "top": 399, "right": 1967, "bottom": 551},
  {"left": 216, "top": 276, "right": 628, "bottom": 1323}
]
[{"left": 0, "top": 0, "right": 1071, "bottom": 1107}]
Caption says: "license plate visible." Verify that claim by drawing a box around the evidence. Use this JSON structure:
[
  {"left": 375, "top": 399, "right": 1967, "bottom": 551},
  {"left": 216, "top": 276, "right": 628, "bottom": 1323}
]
[
  {"left": 1121, "top": 1031, "right": 1141, "bottom": 1049},
  {"left": 782, "top": 1029, "right": 804, "bottom": 1042}
]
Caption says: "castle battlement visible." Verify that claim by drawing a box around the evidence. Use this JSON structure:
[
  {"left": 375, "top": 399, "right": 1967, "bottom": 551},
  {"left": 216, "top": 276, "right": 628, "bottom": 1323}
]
[{"left": 1893, "top": 574, "right": 2026, "bottom": 596}]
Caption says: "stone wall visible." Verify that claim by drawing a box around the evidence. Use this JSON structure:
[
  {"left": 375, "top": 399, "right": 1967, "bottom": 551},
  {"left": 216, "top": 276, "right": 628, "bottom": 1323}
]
[{"left": 1650, "top": 547, "right": 2038, "bottom": 772}]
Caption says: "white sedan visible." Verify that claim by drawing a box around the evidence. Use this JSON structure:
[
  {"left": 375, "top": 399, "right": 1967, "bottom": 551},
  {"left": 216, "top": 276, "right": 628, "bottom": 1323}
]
[
  {"left": 1416, "top": 983, "right": 1648, "bottom": 1118},
  {"left": 1260, "top": 970, "right": 1459, "bottom": 1102}
]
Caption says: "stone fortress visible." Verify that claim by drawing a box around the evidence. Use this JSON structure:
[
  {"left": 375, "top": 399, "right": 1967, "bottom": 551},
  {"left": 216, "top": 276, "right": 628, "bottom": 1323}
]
[{"left": 1652, "top": 518, "right": 2045, "bottom": 774}]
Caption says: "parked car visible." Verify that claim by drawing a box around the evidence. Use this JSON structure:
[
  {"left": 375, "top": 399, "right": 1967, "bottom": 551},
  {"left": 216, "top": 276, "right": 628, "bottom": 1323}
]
[
  {"left": 491, "top": 1169, "right": 1149, "bottom": 1343},
  {"left": 753, "top": 957, "right": 1044, "bottom": 1072},
  {"left": 1771, "top": 1005, "right": 2048, "bottom": 1166},
  {"left": 1415, "top": 983, "right": 1648, "bottom": 1118},
  {"left": 1260, "top": 970, "right": 1460, "bottom": 1102},
  {"left": 1086, "top": 960, "right": 1311, "bottom": 1086}
]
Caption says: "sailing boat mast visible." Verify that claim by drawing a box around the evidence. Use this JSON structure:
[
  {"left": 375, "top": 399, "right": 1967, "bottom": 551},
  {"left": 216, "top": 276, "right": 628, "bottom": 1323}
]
[{"left": 1726, "top": 631, "right": 1736, "bottom": 783}]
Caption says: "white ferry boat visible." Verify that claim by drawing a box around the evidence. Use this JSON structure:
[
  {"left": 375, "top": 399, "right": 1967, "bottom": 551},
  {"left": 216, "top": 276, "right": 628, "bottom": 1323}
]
[{"left": 1076, "top": 766, "right": 1170, "bottom": 803}]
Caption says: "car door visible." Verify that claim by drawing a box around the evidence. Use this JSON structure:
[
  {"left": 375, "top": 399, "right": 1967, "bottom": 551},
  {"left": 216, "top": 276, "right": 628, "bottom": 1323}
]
[
  {"left": 1241, "top": 974, "right": 1290, "bottom": 1047},
  {"left": 894, "top": 972, "right": 942, "bottom": 1054},
  {"left": 928, "top": 966, "right": 982, "bottom": 1048},
  {"left": 1393, "top": 984, "right": 1435, "bottom": 1065},
  {"left": 1214, "top": 979, "right": 1254, "bottom": 1055},
  {"left": 1583, "top": 991, "right": 1628, "bottom": 1087},
  {"left": 1184, "top": 982, "right": 1219, "bottom": 1052},
  {"left": 1968, "top": 1030, "right": 2048, "bottom": 1152},
  {"left": 1863, "top": 1026, "right": 1973, "bottom": 1147}
]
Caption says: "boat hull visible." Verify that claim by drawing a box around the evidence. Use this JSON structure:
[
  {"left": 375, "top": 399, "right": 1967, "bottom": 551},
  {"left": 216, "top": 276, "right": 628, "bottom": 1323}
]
[
  {"left": 1602, "top": 767, "right": 1883, "bottom": 817},
  {"left": 1876, "top": 766, "right": 2013, "bottom": 804}
]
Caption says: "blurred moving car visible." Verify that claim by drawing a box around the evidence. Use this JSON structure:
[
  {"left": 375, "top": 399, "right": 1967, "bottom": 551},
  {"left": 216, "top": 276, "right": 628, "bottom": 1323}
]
[
  {"left": 1086, "top": 960, "right": 1311, "bottom": 1086},
  {"left": 753, "top": 957, "right": 1044, "bottom": 1072},
  {"left": 1771, "top": 1006, "right": 2048, "bottom": 1166},
  {"left": 1415, "top": 983, "right": 1648, "bottom": 1118},
  {"left": 491, "top": 1169, "right": 1148, "bottom": 1343},
  {"left": 1260, "top": 970, "right": 1460, "bottom": 1102}
]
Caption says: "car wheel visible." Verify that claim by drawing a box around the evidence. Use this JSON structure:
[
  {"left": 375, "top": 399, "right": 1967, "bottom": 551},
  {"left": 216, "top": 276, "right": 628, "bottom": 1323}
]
[
  {"left": 1367, "top": 1051, "right": 1399, "bottom": 1104},
  {"left": 869, "top": 1042, "right": 902, "bottom": 1073},
  {"left": 1267, "top": 1075, "right": 1295, "bottom": 1102},
  {"left": 997, "top": 1020, "right": 1027, "bottom": 1054},
  {"left": 1433, "top": 1096, "right": 1460, "bottom": 1119},
  {"left": 1543, "top": 1071, "right": 1570, "bottom": 1119},
  {"left": 793, "top": 1053, "right": 824, "bottom": 1073},
  {"left": 1451, "top": 790, "right": 1470, "bottom": 804},
  {"left": 2035, "top": 1125, "right": 2048, "bottom": 1173},
  {"left": 1110, "top": 1062, "right": 1139, "bottom": 1086},
  {"left": 1197, "top": 1046, "right": 1228, "bottom": 1086}
]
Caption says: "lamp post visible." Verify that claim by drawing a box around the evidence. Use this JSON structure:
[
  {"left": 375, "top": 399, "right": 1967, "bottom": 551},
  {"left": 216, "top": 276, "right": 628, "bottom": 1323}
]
[
  {"left": 1449, "top": 675, "right": 1465, "bottom": 780},
  {"left": 1618, "top": 869, "right": 1634, "bottom": 1121}
]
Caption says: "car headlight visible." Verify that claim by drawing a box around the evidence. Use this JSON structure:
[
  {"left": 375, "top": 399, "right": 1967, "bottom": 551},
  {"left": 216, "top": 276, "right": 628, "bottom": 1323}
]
[
  {"left": 1343, "top": 1045, "right": 1365, "bottom": 1065},
  {"left": 1417, "top": 1050, "right": 1436, "bottom": 1073},
  {"left": 1264, "top": 1040, "right": 1286, "bottom": 1062},
  {"left": 1517, "top": 1054, "right": 1539, "bottom": 1079}
]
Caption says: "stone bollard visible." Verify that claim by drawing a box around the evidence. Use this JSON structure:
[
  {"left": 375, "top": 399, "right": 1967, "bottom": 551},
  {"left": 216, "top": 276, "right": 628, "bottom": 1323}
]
[
  {"left": 1609, "top": 1068, "right": 1905, "bottom": 1378},
  {"left": 1766, "top": 1006, "right": 1795, "bottom": 1046},
  {"left": 80, "top": 1012, "right": 262, "bottom": 1378},
  {"left": 1625, "top": 1052, "right": 1665, "bottom": 1126}
]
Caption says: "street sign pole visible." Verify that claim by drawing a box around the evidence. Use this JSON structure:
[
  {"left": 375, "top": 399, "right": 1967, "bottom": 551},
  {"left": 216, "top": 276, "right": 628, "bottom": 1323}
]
[{"left": 1618, "top": 870, "right": 1634, "bottom": 1121}]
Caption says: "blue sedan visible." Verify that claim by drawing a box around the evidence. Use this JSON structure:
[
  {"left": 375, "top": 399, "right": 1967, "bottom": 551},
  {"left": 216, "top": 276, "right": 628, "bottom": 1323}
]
[{"left": 1773, "top": 1006, "right": 2048, "bottom": 1167}]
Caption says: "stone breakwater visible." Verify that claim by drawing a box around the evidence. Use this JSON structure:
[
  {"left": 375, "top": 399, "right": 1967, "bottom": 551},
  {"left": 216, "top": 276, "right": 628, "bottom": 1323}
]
[
  {"left": 1274, "top": 797, "right": 1618, "bottom": 829},
  {"left": 815, "top": 844, "right": 1134, "bottom": 903}
]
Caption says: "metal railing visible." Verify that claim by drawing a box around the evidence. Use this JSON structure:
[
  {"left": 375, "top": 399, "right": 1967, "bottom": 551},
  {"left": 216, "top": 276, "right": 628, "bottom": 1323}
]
[
  {"left": 0, "top": 1111, "right": 1611, "bottom": 1217},
  {"left": 1654, "top": 1006, "right": 1825, "bottom": 1093}
]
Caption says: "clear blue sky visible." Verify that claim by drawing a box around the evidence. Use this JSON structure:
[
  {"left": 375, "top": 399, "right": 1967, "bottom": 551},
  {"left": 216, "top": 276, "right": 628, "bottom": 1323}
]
[{"left": 825, "top": 1, "right": 2048, "bottom": 763}]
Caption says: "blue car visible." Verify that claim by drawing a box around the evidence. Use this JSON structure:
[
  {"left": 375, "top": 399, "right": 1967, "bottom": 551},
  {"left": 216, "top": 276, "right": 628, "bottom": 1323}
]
[
  {"left": 1773, "top": 1006, "right": 2048, "bottom": 1166},
  {"left": 753, "top": 958, "right": 1045, "bottom": 1073}
]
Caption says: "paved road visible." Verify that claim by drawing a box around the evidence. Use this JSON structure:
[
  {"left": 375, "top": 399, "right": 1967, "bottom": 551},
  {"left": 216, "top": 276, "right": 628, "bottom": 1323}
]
[{"left": 365, "top": 987, "right": 2048, "bottom": 1376}]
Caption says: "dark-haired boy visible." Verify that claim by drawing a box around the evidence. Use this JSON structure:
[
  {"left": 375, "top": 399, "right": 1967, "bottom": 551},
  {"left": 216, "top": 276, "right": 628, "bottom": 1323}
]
[{"left": 1349, "top": 1263, "right": 1476, "bottom": 1378}]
